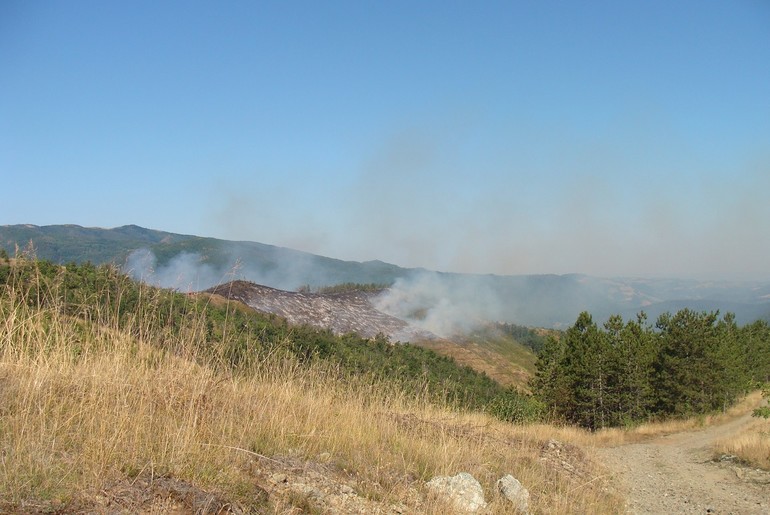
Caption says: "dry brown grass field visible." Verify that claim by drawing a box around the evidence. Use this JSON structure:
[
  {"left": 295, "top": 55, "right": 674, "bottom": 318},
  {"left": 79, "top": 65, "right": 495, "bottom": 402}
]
[
  {"left": 0, "top": 261, "right": 624, "bottom": 514},
  {"left": 2, "top": 259, "right": 765, "bottom": 514},
  {"left": 712, "top": 392, "right": 770, "bottom": 470}
]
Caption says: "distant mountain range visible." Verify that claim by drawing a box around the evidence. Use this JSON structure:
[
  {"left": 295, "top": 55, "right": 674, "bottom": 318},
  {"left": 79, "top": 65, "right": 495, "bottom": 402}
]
[{"left": 2, "top": 223, "right": 769, "bottom": 328}]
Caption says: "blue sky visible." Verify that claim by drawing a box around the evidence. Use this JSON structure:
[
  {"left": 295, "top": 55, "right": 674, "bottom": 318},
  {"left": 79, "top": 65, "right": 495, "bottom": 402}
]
[{"left": 2, "top": 1, "right": 769, "bottom": 280}]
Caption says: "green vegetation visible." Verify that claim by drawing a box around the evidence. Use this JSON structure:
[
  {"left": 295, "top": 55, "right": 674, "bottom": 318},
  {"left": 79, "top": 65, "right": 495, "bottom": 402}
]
[
  {"left": 0, "top": 224, "right": 187, "bottom": 265},
  {"left": 494, "top": 322, "right": 548, "bottom": 354},
  {"left": 296, "top": 282, "right": 391, "bottom": 294},
  {"left": 0, "top": 257, "right": 539, "bottom": 422},
  {"left": 532, "top": 310, "right": 770, "bottom": 430},
  {"left": 753, "top": 383, "right": 770, "bottom": 419},
  {"left": 0, "top": 224, "right": 410, "bottom": 287}
]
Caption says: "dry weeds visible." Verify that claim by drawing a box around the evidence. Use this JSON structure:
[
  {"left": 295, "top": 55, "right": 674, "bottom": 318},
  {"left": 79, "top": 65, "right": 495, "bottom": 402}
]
[
  {"left": 712, "top": 393, "right": 770, "bottom": 470},
  {"left": 0, "top": 267, "right": 624, "bottom": 513}
]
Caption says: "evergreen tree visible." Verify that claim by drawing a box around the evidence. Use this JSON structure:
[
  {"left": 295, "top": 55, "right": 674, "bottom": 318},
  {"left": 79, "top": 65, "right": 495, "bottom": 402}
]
[
  {"left": 742, "top": 320, "right": 770, "bottom": 384},
  {"left": 653, "top": 309, "right": 722, "bottom": 417},
  {"left": 532, "top": 307, "right": 768, "bottom": 429},
  {"left": 714, "top": 312, "right": 749, "bottom": 411},
  {"left": 603, "top": 313, "right": 656, "bottom": 425},
  {"left": 560, "top": 312, "right": 612, "bottom": 429},
  {"left": 531, "top": 333, "right": 568, "bottom": 420}
]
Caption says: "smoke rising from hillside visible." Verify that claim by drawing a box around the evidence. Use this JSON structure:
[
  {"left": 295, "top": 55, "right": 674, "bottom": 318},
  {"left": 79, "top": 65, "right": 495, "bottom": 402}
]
[
  {"left": 123, "top": 247, "right": 352, "bottom": 293},
  {"left": 373, "top": 272, "right": 508, "bottom": 338},
  {"left": 123, "top": 249, "right": 232, "bottom": 292},
  {"left": 122, "top": 248, "right": 514, "bottom": 337}
]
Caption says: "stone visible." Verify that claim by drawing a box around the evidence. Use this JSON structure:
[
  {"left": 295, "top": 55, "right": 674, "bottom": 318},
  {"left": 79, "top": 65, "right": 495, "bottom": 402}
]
[
  {"left": 291, "top": 483, "right": 323, "bottom": 500},
  {"left": 426, "top": 472, "right": 487, "bottom": 513},
  {"left": 497, "top": 474, "right": 529, "bottom": 514}
]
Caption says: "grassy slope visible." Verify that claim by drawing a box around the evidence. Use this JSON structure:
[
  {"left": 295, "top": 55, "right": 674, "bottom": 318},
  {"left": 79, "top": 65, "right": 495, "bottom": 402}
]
[
  {"left": 0, "top": 258, "right": 624, "bottom": 513},
  {"left": 415, "top": 332, "right": 537, "bottom": 391},
  {"left": 0, "top": 223, "right": 543, "bottom": 392}
]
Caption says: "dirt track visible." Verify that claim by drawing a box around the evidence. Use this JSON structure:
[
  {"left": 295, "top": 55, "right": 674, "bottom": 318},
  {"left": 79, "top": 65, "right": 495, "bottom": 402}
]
[{"left": 599, "top": 412, "right": 770, "bottom": 514}]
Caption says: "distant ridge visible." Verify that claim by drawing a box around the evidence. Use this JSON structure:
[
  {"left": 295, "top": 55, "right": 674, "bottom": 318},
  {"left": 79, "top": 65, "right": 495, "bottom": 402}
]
[{"left": 2, "top": 224, "right": 769, "bottom": 327}]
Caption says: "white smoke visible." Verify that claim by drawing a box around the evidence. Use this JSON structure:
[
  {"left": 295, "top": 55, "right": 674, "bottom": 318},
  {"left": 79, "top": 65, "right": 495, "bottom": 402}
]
[
  {"left": 122, "top": 247, "right": 350, "bottom": 293},
  {"left": 123, "top": 249, "right": 235, "bottom": 292},
  {"left": 373, "top": 272, "right": 506, "bottom": 338}
]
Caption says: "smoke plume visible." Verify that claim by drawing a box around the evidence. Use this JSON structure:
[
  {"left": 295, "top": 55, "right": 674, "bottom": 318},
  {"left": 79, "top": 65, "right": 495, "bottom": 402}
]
[{"left": 373, "top": 272, "right": 507, "bottom": 338}]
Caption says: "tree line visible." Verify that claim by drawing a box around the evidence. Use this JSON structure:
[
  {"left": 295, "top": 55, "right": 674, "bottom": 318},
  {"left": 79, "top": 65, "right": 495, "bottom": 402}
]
[{"left": 532, "top": 309, "right": 770, "bottom": 429}]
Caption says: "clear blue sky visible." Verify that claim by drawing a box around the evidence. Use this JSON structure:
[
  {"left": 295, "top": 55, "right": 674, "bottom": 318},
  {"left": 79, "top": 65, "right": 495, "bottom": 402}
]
[{"left": 2, "top": 1, "right": 769, "bottom": 280}]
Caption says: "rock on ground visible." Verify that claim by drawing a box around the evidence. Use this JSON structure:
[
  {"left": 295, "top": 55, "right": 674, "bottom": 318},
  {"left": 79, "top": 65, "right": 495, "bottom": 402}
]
[
  {"left": 426, "top": 472, "right": 487, "bottom": 513},
  {"left": 497, "top": 474, "right": 530, "bottom": 514}
]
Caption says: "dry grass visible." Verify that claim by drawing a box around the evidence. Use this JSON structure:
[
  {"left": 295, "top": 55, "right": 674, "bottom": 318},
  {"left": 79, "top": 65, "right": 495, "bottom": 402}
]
[
  {"left": 712, "top": 394, "right": 770, "bottom": 470},
  {"left": 590, "top": 392, "right": 765, "bottom": 448},
  {"left": 712, "top": 419, "right": 770, "bottom": 470},
  {"left": 0, "top": 269, "right": 625, "bottom": 513}
]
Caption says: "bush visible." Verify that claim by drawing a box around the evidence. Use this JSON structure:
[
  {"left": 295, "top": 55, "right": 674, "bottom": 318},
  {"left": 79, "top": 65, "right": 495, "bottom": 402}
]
[
  {"left": 753, "top": 383, "right": 770, "bottom": 419},
  {"left": 488, "top": 387, "right": 544, "bottom": 424}
]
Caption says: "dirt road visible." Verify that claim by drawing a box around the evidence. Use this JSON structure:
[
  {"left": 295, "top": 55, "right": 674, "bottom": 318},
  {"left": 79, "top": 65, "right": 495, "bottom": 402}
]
[{"left": 599, "top": 412, "right": 770, "bottom": 514}]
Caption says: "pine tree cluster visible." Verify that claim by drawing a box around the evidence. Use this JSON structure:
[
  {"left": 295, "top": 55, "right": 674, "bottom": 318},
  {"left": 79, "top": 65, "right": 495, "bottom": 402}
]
[{"left": 532, "top": 310, "right": 770, "bottom": 429}]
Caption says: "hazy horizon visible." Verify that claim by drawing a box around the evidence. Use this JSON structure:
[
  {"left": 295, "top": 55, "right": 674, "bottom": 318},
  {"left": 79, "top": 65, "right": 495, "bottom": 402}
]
[{"left": 3, "top": 2, "right": 769, "bottom": 281}]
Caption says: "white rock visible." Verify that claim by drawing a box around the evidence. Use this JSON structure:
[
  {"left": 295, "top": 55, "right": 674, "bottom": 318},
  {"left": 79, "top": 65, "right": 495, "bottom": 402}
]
[
  {"left": 497, "top": 474, "right": 529, "bottom": 514},
  {"left": 426, "top": 472, "right": 487, "bottom": 513}
]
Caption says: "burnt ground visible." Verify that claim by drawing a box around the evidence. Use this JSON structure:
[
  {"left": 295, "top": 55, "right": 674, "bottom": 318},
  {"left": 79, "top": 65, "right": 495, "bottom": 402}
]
[
  {"left": 206, "top": 281, "right": 437, "bottom": 342},
  {"left": 204, "top": 281, "right": 533, "bottom": 387}
]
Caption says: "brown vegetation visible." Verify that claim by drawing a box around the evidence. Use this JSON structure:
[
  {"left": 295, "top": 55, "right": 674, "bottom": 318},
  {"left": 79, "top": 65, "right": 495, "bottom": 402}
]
[{"left": 0, "top": 264, "right": 623, "bottom": 513}]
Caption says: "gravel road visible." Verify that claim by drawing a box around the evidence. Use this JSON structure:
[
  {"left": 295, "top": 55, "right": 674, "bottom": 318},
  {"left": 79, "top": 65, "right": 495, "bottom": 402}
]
[{"left": 598, "top": 412, "right": 770, "bottom": 514}]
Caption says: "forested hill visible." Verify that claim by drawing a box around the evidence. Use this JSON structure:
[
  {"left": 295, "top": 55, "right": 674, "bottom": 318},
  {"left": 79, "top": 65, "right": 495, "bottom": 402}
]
[
  {"left": 532, "top": 310, "right": 770, "bottom": 429},
  {"left": 2, "top": 224, "right": 769, "bottom": 328},
  {"left": 0, "top": 224, "right": 407, "bottom": 289}
]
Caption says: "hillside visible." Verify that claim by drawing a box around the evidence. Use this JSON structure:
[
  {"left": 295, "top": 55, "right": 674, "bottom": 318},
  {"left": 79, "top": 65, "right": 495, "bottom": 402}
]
[
  {"left": 205, "top": 280, "right": 538, "bottom": 387},
  {"left": 205, "top": 280, "right": 434, "bottom": 342},
  {"left": 0, "top": 256, "right": 623, "bottom": 514},
  {"left": 0, "top": 224, "right": 409, "bottom": 291},
  {"left": 2, "top": 224, "right": 769, "bottom": 328}
]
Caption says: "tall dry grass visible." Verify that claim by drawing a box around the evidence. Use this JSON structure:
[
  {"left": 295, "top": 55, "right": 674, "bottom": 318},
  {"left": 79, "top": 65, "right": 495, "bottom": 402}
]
[
  {"left": 0, "top": 262, "right": 624, "bottom": 513},
  {"left": 712, "top": 419, "right": 770, "bottom": 470},
  {"left": 712, "top": 392, "right": 770, "bottom": 470},
  {"left": 589, "top": 391, "right": 766, "bottom": 448}
]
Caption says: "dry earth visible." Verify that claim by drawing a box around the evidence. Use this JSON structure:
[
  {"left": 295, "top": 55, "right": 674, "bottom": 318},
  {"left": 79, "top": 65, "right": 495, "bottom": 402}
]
[{"left": 599, "top": 412, "right": 770, "bottom": 514}]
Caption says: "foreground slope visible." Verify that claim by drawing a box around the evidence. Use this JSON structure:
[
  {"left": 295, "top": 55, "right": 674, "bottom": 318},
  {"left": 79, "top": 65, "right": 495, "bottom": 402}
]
[{"left": 0, "top": 258, "right": 623, "bottom": 513}]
